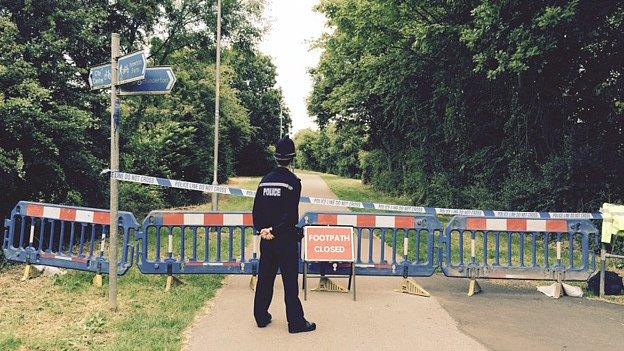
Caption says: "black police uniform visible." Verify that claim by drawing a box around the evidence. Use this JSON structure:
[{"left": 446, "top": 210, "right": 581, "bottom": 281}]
[
  {"left": 252, "top": 165, "right": 308, "bottom": 330},
  {"left": 252, "top": 136, "right": 315, "bottom": 333}
]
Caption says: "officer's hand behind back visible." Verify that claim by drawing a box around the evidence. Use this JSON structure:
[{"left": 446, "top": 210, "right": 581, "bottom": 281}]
[{"left": 260, "top": 227, "right": 274, "bottom": 240}]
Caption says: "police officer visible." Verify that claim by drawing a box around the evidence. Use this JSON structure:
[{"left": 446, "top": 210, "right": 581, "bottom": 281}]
[{"left": 252, "top": 136, "right": 316, "bottom": 334}]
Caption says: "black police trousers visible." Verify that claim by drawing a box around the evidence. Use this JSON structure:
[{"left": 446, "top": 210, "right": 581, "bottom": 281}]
[{"left": 253, "top": 236, "right": 306, "bottom": 328}]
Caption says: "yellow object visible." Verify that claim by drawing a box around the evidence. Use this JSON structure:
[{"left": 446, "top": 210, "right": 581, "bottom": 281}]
[
  {"left": 21, "top": 265, "right": 41, "bottom": 281},
  {"left": 249, "top": 275, "right": 257, "bottom": 292},
  {"left": 165, "top": 275, "right": 184, "bottom": 292},
  {"left": 93, "top": 274, "right": 103, "bottom": 288},
  {"left": 312, "top": 276, "right": 348, "bottom": 293},
  {"left": 600, "top": 203, "right": 624, "bottom": 243},
  {"left": 467, "top": 279, "right": 481, "bottom": 296},
  {"left": 395, "top": 278, "right": 430, "bottom": 297}
]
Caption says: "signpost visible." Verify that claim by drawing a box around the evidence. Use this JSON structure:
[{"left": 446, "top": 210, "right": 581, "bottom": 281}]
[
  {"left": 303, "top": 226, "right": 356, "bottom": 301},
  {"left": 89, "top": 51, "right": 146, "bottom": 89},
  {"left": 89, "top": 37, "right": 175, "bottom": 312},
  {"left": 118, "top": 67, "right": 176, "bottom": 95},
  {"left": 88, "top": 63, "right": 112, "bottom": 90},
  {"left": 117, "top": 51, "right": 147, "bottom": 85}
]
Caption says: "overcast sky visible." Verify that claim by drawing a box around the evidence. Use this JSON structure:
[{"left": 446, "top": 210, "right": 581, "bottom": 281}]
[{"left": 259, "top": 0, "right": 326, "bottom": 135}]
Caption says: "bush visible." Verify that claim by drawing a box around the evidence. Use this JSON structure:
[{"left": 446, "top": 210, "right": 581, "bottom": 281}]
[
  {"left": 427, "top": 172, "right": 456, "bottom": 208},
  {"left": 359, "top": 150, "right": 385, "bottom": 186},
  {"left": 119, "top": 183, "right": 166, "bottom": 220},
  {"left": 359, "top": 151, "right": 373, "bottom": 185}
]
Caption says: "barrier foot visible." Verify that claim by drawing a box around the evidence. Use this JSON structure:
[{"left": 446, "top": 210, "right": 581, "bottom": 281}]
[
  {"left": 93, "top": 274, "right": 104, "bottom": 288},
  {"left": 537, "top": 282, "right": 562, "bottom": 298},
  {"left": 21, "top": 265, "right": 41, "bottom": 281},
  {"left": 467, "top": 279, "right": 481, "bottom": 296},
  {"left": 165, "top": 275, "right": 184, "bottom": 292},
  {"left": 312, "top": 277, "right": 348, "bottom": 293},
  {"left": 536, "top": 282, "right": 582, "bottom": 298},
  {"left": 249, "top": 275, "right": 258, "bottom": 292},
  {"left": 554, "top": 282, "right": 563, "bottom": 299},
  {"left": 394, "top": 278, "right": 430, "bottom": 297}
]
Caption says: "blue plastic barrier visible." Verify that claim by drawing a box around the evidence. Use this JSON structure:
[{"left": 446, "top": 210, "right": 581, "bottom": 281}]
[
  {"left": 3, "top": 200, "right": 602, "bottom": 296},
  {"left": 298, "top": 212, "right": 442, "bottom": 277},
  {"left": 440, "top": 216, "right": 599, "bottom": 281},
  {"left": 2, "top": 201, "right": 137, "bottom": 275},
  {"left": 135, "top": 211, "right": 257, "bottom": 275}
]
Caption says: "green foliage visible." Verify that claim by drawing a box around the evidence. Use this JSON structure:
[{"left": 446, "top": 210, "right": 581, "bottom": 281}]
[
  {"left": 294, "top": 123, "right": 366, "bottom": 179},
  {"left": 294, "top": 129, "right": 321, "bottom": 171},
  {"left": 119, "top": 183, "right": 166, "bottom": 220},
  {"left": 84, "top": 313, "right": 107, "bottom": 334},
  {"left": 359, "top": 149, "right": 396, "bottom": 193},
  {"left": 229, "top": 49, "right": 290, "bottom": 175},
  {"left": 309, "top": 0, "right": 624, "bottom": 213},
  {"left": 0, "top": 335, "right": 21, "bottom": 351},
  {"left": 52, "top": 271, "right": 94, "bottom": 293},
  {"left": 0, "top": 1, "right": 111, "bottom": 218},
  {"left": 0, "top": 0, "right": 287, "bottom": 219}
]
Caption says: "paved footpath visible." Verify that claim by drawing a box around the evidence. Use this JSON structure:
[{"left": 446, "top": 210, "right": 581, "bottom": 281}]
[
  {"left": 185, "top": 172, "right": 485, "bottom": 351},
  {"left": 419, "top": 276, "right": 624, "bottom": 351}
]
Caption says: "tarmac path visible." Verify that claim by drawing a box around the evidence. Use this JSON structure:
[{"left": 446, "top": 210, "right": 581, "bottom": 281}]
[
  {"left": 416, "top": 276, "right": 624, "bottom": 351},
  {"left": 184, "top": 172, "right": 485, "bottom": 351}
]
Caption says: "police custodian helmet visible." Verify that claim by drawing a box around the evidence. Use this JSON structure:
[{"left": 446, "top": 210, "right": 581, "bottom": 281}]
[{"left": 275, "top": 137, "right": 296, "bottom": 161}]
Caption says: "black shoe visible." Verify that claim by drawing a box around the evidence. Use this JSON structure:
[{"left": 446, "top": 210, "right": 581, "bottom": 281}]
[
  {"left": 288, "top": 321, "right": 316, "bottom": 334},
  {"left": 257, "top": 314, "right": 272, "bottom": 328}
]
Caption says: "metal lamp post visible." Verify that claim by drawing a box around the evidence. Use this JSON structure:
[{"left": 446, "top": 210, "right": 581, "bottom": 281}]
[
  {"left": 212, "top": 0, "right": 222, "bottom": 211},
  {"left": 279, "top": 104, "right": 283, "bottom": 139}
]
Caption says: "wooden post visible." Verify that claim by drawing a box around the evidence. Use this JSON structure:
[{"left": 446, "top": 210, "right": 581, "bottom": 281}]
[{"left": 108, "top": 33, "right": 120, "bottom": 311}]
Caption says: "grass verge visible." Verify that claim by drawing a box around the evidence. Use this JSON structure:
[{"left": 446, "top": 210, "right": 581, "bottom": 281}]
[
  {"left": 315, "top": 171, "right": 413, "bottom": 213},
  {"left": 0, "top": 177, "right": 260, "bottom": 351}
]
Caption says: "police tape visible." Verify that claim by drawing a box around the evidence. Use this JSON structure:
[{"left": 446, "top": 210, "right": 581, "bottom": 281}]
[{"left": 110, "top": 171, "right": 603, "bottom": 220}]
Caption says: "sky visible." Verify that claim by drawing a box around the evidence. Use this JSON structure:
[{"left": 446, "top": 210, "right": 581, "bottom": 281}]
[{"left": 259, "top": 0, "right": 327, "bottom": 134}]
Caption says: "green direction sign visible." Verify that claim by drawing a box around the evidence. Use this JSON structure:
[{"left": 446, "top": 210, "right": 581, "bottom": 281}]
[{"left": 89, "top": 51, "right": 146, "bottom": 89}]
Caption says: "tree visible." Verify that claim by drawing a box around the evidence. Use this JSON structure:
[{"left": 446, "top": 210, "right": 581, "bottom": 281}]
[
  {"left": 0, "top": 0, "right": 288, "bottom": 218},
  {"left": 229, "top": 47, "right": 290, "bottom": 176},
  {"left": 309, "top": 0, "right": 624, "bottom": 212},
  {"left": 293, "top": 122, "right": 365, "bottom": 179},
  {"left": 0, "top": 0, "right": 163, "bottom": 217}
]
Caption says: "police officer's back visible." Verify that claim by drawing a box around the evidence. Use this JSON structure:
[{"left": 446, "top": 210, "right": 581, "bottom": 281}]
[{"left": 252, "top": 137, "right": 316, "bottom": 333}]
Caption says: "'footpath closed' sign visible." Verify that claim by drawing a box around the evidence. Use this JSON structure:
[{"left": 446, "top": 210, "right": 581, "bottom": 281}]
[{"left": 304, "top": 226, "right": 355, "bottom": 262}]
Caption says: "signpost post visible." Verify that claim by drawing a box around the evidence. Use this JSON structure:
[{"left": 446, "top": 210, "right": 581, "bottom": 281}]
[
  {"left": 108, "top": 33, "right": 120, "bottom": 311},
  {"left": 89, "top": 36, "right": 175, "bottom": 311},
  {"left": 303, "top": 226, "right": 356, "bottom": 301}
]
